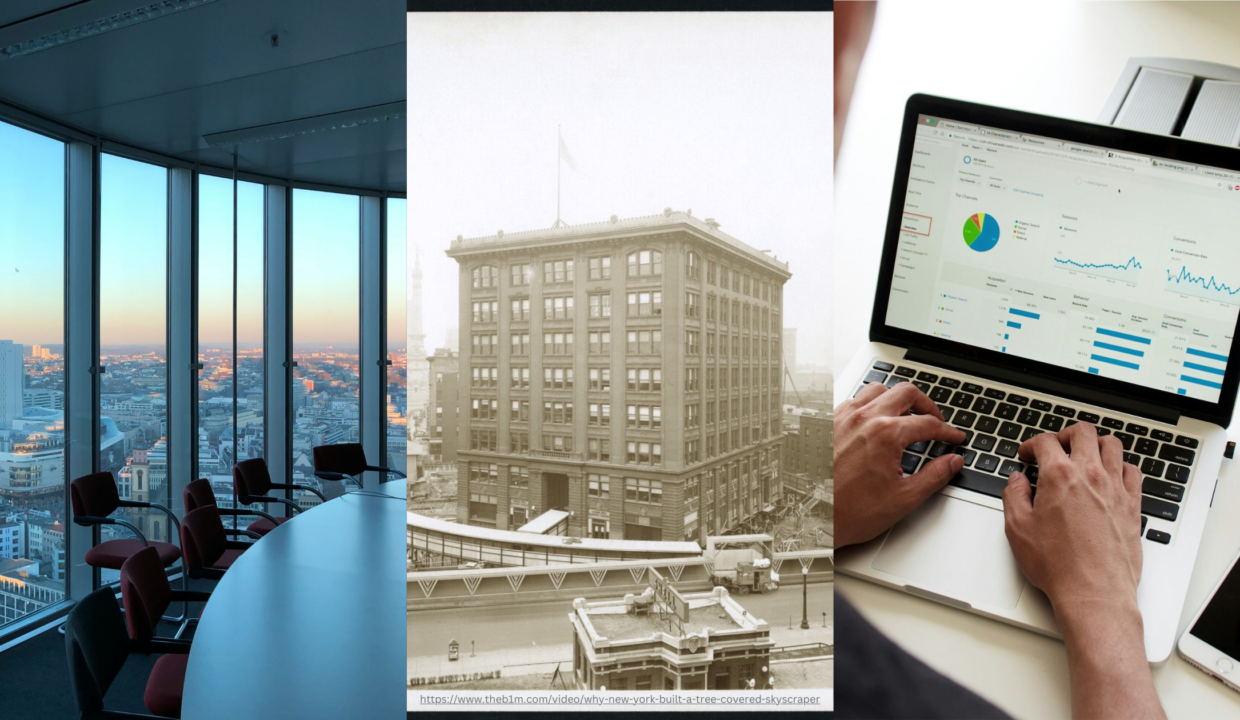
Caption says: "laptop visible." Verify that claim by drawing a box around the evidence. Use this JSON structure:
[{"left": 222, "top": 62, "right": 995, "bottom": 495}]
[{"left": 836, "top": 94, "right": 1240, "bottom": 663}]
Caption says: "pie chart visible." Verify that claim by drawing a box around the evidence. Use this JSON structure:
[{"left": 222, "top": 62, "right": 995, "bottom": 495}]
[{"left": 963, "top": 212, "right": 1000, "bottom": 252}]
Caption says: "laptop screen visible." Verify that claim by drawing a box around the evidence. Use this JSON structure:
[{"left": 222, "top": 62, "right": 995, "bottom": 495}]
[{"left": 884, "top": 113, "right": 1240, "bottom": 404}]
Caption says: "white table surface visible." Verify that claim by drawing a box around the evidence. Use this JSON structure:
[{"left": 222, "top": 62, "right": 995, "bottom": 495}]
[{"left": 835, "top": 2, "right": 1240, "bottom": 717}]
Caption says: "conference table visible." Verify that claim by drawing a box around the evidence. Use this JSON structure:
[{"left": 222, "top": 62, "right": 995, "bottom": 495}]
[{"left": 182, "top": 481, "right": 407, "bottom": 720}]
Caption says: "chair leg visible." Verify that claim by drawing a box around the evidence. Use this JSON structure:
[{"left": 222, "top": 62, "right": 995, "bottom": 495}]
[{"left": 160, "top": 568, "right": 190, "bottom": 623}]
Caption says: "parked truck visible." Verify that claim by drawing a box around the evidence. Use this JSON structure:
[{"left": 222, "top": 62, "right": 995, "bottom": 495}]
[{"left": 703, "top": 534, "right": 779, "bottom": 595}]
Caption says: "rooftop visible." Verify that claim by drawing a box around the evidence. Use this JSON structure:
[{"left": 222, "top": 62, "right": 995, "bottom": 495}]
[
  {"left": 586, "top": 595, "right": 742, "bottom": 641},
  {"left": 446, "top": 208, "right": 790, "bottom": 275}
]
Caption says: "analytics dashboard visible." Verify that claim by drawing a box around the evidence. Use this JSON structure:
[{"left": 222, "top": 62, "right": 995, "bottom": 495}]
[{"left": 885, "top": 114, "right": 1240, "bottom": 404}]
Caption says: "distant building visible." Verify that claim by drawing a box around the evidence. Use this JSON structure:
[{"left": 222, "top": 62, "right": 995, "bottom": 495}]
[
  {"left": 22, "top": 389, "right": 64, "bottom": 411},
  {"left": 569, "top": 584, "right": 774, "bottom": 690},
  {"left": 427, "top": 349, "right": 460, "bottom": 466},
  {"left": 0, "top": 340, "right": 22, "bottom": 430},
  {"left": 0, "top": 557, "right": 65, "bottom": 625},
  {"left": 447, "top": 210, "right": 790, "bottom": 542},
  {"left": 783, "top": 327, "right": 797, "bottom": 374},
  {"left": 781, "top": 409, "right": 833, "bottom": 492},
  {"left": 0, "top": 521, "right": 21, "bottom": 559}
]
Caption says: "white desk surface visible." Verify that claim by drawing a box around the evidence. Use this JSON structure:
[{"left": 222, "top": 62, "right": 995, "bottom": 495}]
[{"left": 835, "top": 2, "right": 1240, "bottom": 717}]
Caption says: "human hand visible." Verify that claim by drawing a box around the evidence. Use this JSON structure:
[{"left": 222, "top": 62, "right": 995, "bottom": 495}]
[{"left": 834, "top": 381, "right": 966, "bottom": 548}]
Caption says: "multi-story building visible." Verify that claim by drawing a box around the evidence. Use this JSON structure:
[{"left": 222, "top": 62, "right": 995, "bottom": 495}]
[
  {"left": 447, "top": 209, "right": 790, "bottom": 542},
  {"left": 426, "top": 349, "right": 460, "bottom": 465},
  {"left": 781, "top": 410, "right": 833, "bottom": 492},
  {"left": 0, "top": 340, "right": 22, "bottom": 430}
]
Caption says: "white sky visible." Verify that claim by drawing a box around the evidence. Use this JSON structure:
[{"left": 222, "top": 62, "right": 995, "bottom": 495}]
[{"left": 408, "top": 12, "right": 832, "bottom": 367}]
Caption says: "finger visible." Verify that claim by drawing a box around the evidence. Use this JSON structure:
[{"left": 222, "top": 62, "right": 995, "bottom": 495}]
[
  {"left": 905, "top": 452, "right": 963, "bottom": 501},
  {"left": 1098, "top": 434, "right": 1123, "bottom": 477},
  {"left": 1018, "top": 430, "right": 1069, "bottom": 466},
  {"left": 1058, "top": 421, "right": 1100, "bottom": 467},
  {"left": 1002, "top": 471, "right": 1034, "bottom": 528},
  {"left": 1121, "top": 460, "right": 1143, "bottom": 501},
  {"left": 850, "top": 380, "right": 888, "bottom": 408},
  {"left": 870, "top": 381, "right": 944, "bottom": 420},
  {"left": 892, "top": 414, "right": 966, "bottom": 448}
]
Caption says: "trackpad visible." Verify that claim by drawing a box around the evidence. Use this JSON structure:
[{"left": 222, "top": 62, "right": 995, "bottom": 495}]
[{"left": 871, "top": 493, "right": 1027, "bottom": 610}]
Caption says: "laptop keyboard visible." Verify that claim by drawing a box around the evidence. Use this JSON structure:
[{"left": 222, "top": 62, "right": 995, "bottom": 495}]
[{"left": 860, "top": 359, "right": 1201, "bottom": 546}]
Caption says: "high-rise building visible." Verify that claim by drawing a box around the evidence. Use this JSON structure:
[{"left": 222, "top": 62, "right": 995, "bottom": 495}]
[
  {"left": 408, "top": 249, "right": 427, "bottom": 357},
  {"left": 446, "top": 209, "right": 790, "bottom": 542},
  {"left": 0, "top": 341, "right": 23, "bottom": 430},
  {"left": 426, "top": 349, "right": 460, "bottom": 465}
]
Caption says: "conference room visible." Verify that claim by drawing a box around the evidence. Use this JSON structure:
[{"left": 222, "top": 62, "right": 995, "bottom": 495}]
[{"left": 0, "top": 2, "right": 407, "bottom": 718}]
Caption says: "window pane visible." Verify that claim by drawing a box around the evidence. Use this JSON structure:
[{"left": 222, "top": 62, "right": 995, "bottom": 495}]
[
  {"left": 387, "top": 198, "right": 408, "bottom": 476},
  {"left": 0, "top": 121, "right": 66, "bottom": 628},
  {"left": 100, "top": 154, "right": 169, "bottom": 586},
  {"left": 293, "top": 190, "right": 359, "bottom": 504}
]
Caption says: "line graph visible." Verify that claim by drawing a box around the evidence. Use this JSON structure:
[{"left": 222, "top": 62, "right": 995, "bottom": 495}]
[
  {"left": 1052, "top": 255, "right": 1142, "bottom": 284},
  {"left": 1165, "top": 266, "right": 1240, "bottom": 306}
]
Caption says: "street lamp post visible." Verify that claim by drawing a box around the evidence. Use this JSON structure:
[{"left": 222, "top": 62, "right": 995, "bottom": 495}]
[{"left": 800, "top": 565, "right": 810, "bottom": 629}]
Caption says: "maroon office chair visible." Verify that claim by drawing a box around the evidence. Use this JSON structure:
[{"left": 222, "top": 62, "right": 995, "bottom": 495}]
[
  {"left": 184, "top": 477, "right": 279, "bottom": 538},
  {"left": 65, "top": 585, "right": 190, "bottom": 719},
  {"left": 312, "top": 442, "right": 406, "bottom": 490},
  {"left": 233, "top": 458, "right": 320, "bottom": 531},
  {"left": 120, "top": 546, "right": 212, "bottom": 647},
  {"left": 179, "top": 506, "right": 254, "bottom": 581}
]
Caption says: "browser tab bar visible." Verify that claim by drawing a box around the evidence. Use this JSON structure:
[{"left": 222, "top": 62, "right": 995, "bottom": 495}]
[
  {"left": 1063, "top": 143, "right": 1107, "bottom": 158},
  {"left": 1198, "top": 166, "right": 1240, "bottom": 182},
  {"left": 1019, "top": 135, "right": 1061, "bottom": 148},
  {"left": 938, "top": 120, "right": 979, "bottom": 133},
  {"left": 1104, "top": 150, "right": 1150, "bottom": 165},
  {"left": 979, "top": 128, "right": 1019, "bottom": 141},
  {"left": 1150, "top": 158, "right": 1197, "bottom": 173}
]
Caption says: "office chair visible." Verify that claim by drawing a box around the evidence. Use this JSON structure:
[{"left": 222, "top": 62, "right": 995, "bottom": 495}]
[
  {"left": 120, "top": 546, "right": 212, "bottom": 645},
  {"left": 312, "top": 442, "right": 407, "bottom": 490},
  {"left": 184, "top": 477, "right": 281, "bottom": 538},
  {"left": 70, "top": 471, "right": 186, "bottom": 621},
  {"left": 233, "top": 457, "right": 321, "bottom": 530},
  {"left": 65, "top": 585, "right": 190, "bottom": 719},
  {"left": 179, "top": 506, "right": 258, "bottom": 582}
]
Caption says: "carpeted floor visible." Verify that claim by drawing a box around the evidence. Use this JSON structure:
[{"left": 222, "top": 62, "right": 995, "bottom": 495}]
[{"left": 0, "top": 583, "right": 213, "bottom": 720}]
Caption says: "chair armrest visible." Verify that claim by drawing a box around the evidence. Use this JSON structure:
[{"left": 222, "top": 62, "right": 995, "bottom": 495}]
[
  {"left": 132, "top": 638, "right": 193, "bottom": 655},
  {"left": 271, "top": 482, "right": 326, "bottom": 503},
  {"left": 240, "top": 495, "right": 303, "bottom": 516},
  {"left": 366, "top": 465, "right": 407, "bottom": 479},
  {"left": 119, "top": 500, "right": 182, "bottom": 540},
  {"left": 73, "top": 515, "right": 116, "bottom": 527},
  {"left": 225, "top": 528, "right": 263, "bottom": 540},
  {"left": 313, "top": 471, "right": 350, "bottom": 481}
]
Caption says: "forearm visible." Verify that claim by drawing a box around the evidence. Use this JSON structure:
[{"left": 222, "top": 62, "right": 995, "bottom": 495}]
[{"left": 1055, "top": 596, "right": 1165, "bottom": 720}]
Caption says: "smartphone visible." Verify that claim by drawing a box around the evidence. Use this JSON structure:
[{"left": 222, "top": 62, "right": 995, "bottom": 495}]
[{"left": 1179, "top": 545, "right": 1240, "bottom": 693}]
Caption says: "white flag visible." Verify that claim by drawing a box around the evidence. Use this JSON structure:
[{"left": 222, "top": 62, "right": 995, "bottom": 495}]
[{"left": 559, "top": 131, "right": 577, "bottom": 171}]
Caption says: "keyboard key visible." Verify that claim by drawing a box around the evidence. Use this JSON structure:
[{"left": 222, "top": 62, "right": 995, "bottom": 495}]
[
  {"left": 1165, "top": 464, "right": 1190, "bottom": 483},
  {"left": 1039, "top": 415, "right": 1065, "bottom": 432},
  {"left": 1020, "top": 427, "right": 1043, "bottom": 442},
  {"left": 1140, "top": 457, "right": 1165, "bottom": 477},
  {"left": 952, "top": 411, "right": 978, "bottom": 428},
  {"left": 995, "top": 403, "right": 1018, "bottom": 420},
  {"left": 1134, "top": 438, "right": 1158, "bottom": 456},
  {"left": 886, "top": 376, "right": 909, "bottom": 388},
  {"left": 913, "top": 381, "right": 932, "bottom": 393},
  {"left": 960, "top": 449, "right": 977, "bottom": 467},
  {"left": 928, "top": 441, "right": 954, "bottom": 458},
  {"left": 972, "top": 434, "right": 997, "bottom": 452},
  {"left": 1151, "top": 430, "right": 1173, "bottom": 442},
  {"left": 1113, "top": 432, "right": 1134, "bottom": 451},
  {"left": 963, "top": 382, "right": 983, "bottom": 394},
  {"left": 999, "top": 460, "right": 1024, "bottom": 476},
  {"left": 949, "top": 467, "right": 1008, "bottom": 498},
  {"left": 975, "top": 454, "right": 1000, "bottom": 473},
  {"left": 1175, "top": 435, "right": 1199, "bottom": 449},
  {"left": 1125, "top": 423, "right": 1149, "bottom": 437},
  {"left": 1142, "top": 477, "right": 1184, "bottom": 502},
  {"left": 1066, "top": 420, "right": 1078, "bottom": 428},
  {"left": 1017, "top": 408, "right": 1041, "bottom": 426},
  {"left": 1006, "top": 394, "right": 1029, "bottom": 406},
  {"left": 863, "top": 369, "right": 888, "bottom": 384},
  {"left": 1158, "top": 444, "right": 1195, "bottom": 466},
  {"left": 895, "top": 366, "right": 917, "bottom": 378},
  {"left": 1146, "top": 529, "right": 1171, "bottom": 544},
  {"left": 853, "top": 385, "right": 865, "bottom": 398},
  {"left": 1101, "top": 417, "right": 1124, "bottom": 430},
  {"left": 957, "top": 430, "right": 975, "bottom": 448},
  {"left": 1053, "top": 405, "right": 1076, "bottom": 418},
  {"left": 996, "top": 440, "right": 1020, "bottom": 458},
  {"left": 900, "top": 453, "right": 921, "bottom": 474},
  {"left": 1031, "top": 400, "right": 1053, "bottom": 412},
  {"left": 1078, "top": 412, "right": 1100, "bottom": 424},
  {"left": 1141, "top": 496, "right": 1179, "bottom": 522},
  {"left": 938, "top": 377, "right": 961, "bottom": 389},
  {"left": 950, "top": 391, "right": 975, "bottom": 409},
  {"left": 916, "top": 371, "right": 939, "bottom": 383},
  {"left": 1124, "top": 452, "right": 1140, "bottom": 466},
  {"left": 1142, "top": 515, "right": 1147, "bottom": 534},
  {"left": 1097, "top": 427, "right": 1112, "bottom": 437},
  {"left": 929, "top": 386, "right": 953, "bottom": 403},
  {"left": 873, "top": 360, "right": 895, "bottom": 372},
  {"left": 983, "top": 388, "right": 1006, "bottom": 400},
  {"left": 938, "top": 406, "right": 954, "bottom": 422},
  {"left": 972, "top": 397, "right": 997, "bottom": 415},
  {"left": 906, "top": 440, "right": 929, "bottom": 454},
  {"left": 1026, "top": 465, "right": 1039, "bottom": 483},
  {"left": 998, "top": 421, "right": 1022, "bottom": 439},
  {"left": 975, "top": 416, "right": 1000, "bottom": 434}
]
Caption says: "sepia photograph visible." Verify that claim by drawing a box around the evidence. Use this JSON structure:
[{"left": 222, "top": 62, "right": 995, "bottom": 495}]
[{"left": 406, "top": 10, "right": 833, "bottom": 711}]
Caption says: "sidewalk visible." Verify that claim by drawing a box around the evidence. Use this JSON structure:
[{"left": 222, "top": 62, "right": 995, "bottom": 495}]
[{"left": 409, "top": 643, "right": 573, "bottom": 684}]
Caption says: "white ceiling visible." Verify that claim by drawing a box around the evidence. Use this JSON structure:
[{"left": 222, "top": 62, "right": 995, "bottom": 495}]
[{"left": 0, "top": 0, "right": 406, "bottom": 192}]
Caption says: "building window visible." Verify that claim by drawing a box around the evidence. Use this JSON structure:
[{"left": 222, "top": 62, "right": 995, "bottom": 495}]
[
  {"left": 686, "top": 330, "right": 700, "bottom": 355},
  {"left": 543, "top": 401, "right": 573, "bottom": 424},
  {"left": 543, "top": 331, "right": 574, "bottom": 354},
  {"left": 543, "top": 295, "right": 574, "bottom": 320},
  {"left": 510, "top": 263, "right": 532, "bottom": 286},
  {"left": 511, "top": 298, "right": 529, "bottom": 321},
  {"left": 588, "top": 438, "right": 611, "bottom": 462},
  {"left": 626, "top": 329, "right": 662, "bottom": 355},
  {"left": 472, "top": 300, "right": 498, "bottom": 322},
  {"left": 588, "top": 330, "right": 611, "bottom": 354},
  {"left": 687, "top": 250, "right": 700, "bottom": 279},
  {"left": 471, "top": 366, "right": 498, "bottom": 388},
  {"left": 589, "top": 516, "right": 610, "bottom": 539},
  {"left": 543, "top": 434, "right": 573, "bottom": 453},
  {"left": 588, "top": 367, "right": 611, "bottom": 391},
  {"left": 626, "top": 249, "right": 663, "bottom": 277},
  {"left": 509, "top": 466, "right": 530, "bottom": 487},
  {"left": 543, "top": 366, "right": 574, "bottom": 390},
  {"left": 470, "top": 429, "right": 498, "bottom": 451},
  {"left": 686, "top": 367, "right": 699, "bottom": 392},
  {"left": 589, "top": 293, "right": 611, "bottom": 318},
  {"left": 472, "top": 265, "right": 498, "bottom": 289},
  {"left": 509, "top": 432, "right": 529, "bottom": 453},
  {"left": 626, "top": 290, "right": 663, "bottom": 316},
  {"left": 588, "top": 255, "right": 611, "bottom": 280},
  {"left": 588, "top": 474, "right": 610, "bottom": 498},
  {"left": 511, "top": 367, "right": 530, "bottom": 389},
  {"left": 685, "top": 439, "right": 701, "bottom": 463},
  {"left": 543, "top": 259, "right": 574, "bottom": 284},
  {"left": 685, "top": 404, "right": 700, "bottom": 429},
  {"left": 471, "top": 398, "right": 498, "bottom": 420},
  {"left": 720, "top": 299, "right": 729, "bottom": 325},
  {"left": 626, "top": 405, "right": 661, "bottom": 429},
  {"left": 625, "top": 441, "right": 662, "bottom": 465},
  {"left": 589, "top": 403, "right": 610, "bottom": 426},
  {"left": 626, "top": 368, "right": 662, "bottom": 392},
  {"left": 706, "top": 401, "right": 716, "bottom": 424},
  {"left": 511, "top": 399, "right": 530, "bottom": 421},
  {"left": 707, "top": 333, "right": 716, "bottom": 356},
  {"left": 510, "top": 332, "right": 529, "bottom": 355},
  {"left": 625, "top": 477, "right": 663, "bottom": 503}
]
